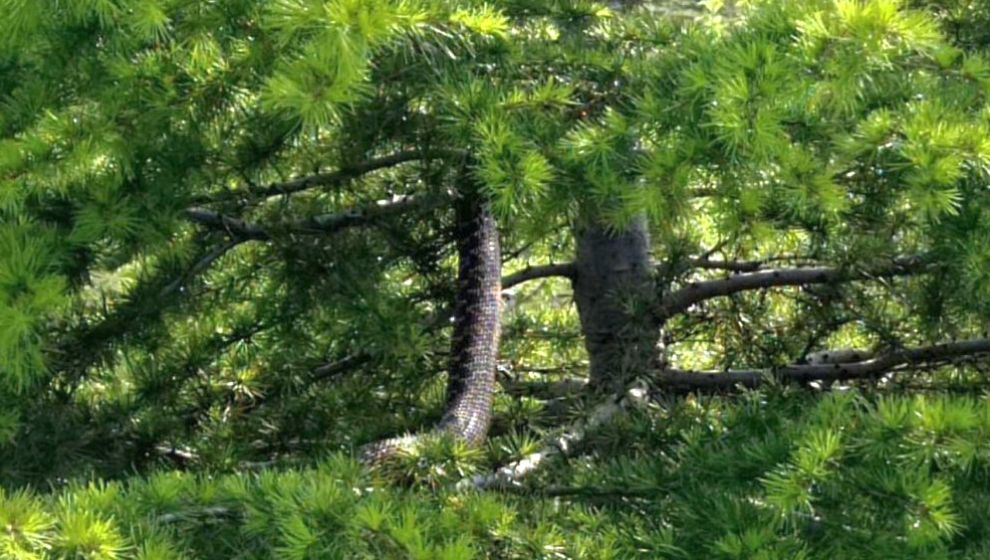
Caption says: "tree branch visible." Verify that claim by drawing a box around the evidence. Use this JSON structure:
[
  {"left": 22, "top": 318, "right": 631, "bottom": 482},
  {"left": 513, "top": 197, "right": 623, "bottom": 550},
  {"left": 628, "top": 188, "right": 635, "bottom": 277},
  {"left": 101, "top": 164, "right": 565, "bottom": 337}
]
[
  {"left": 158, "top": 239, "right": 242, "bottom": 298},
  {"left": 656, "top": 257, "right": 926, "bottom": 320},
  {"left": 183, "top": 209, "right": 271, "bottom": 240},
  {"left": 200, "top": 148, "right": 464, "bottom": 203},
  {"left": 464, "top": 397, "right": 625, "bottom": 490},
  {"left": 684, "top": 255, "right": 817, "bottom": 273},
  {"left": 312, "top": 353, "right": 373, "bottom": 381},
  {"left": 656, "top": 337, "right": 990, "bottom": 390},
  {"left": 685, "top": 258, "right": 765, "bottom": 273},
  {"left": 184, "top": 194, "right": 440, "bottom": 240},
  {"left": 188, "top": 199, "right": 574, "bottom": 294},
  {"left": 463, "top": 384, "right": 654, "bottom": 490},
  {"left": 291, "top": 194, "right": 443, "bottom": 234},
  {"left": 502, "top": 263, "right": 577, "bottom": 290},
  {"left": 51, "top": 240, "right": 245, "bottom": 385}
]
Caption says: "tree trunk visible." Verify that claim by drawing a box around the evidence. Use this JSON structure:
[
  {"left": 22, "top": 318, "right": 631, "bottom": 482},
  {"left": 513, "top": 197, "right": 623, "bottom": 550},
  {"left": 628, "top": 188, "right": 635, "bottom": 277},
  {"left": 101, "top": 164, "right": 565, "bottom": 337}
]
[{"left": 573, "top": 216, "right": 661, "bottom": 393}]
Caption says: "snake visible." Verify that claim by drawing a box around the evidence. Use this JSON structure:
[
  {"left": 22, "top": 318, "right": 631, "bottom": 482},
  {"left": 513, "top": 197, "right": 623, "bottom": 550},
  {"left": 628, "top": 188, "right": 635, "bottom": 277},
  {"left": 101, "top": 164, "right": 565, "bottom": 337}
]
[{"left": 360, "top": 190, "right": 502, "bottom": 463}]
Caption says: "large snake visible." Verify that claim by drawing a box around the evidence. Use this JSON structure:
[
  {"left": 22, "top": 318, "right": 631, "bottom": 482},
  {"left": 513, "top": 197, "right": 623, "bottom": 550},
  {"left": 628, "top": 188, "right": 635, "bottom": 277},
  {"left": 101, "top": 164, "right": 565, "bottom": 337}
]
[{"left": 360, "top": 190, "right": 502, "bottom": 463}]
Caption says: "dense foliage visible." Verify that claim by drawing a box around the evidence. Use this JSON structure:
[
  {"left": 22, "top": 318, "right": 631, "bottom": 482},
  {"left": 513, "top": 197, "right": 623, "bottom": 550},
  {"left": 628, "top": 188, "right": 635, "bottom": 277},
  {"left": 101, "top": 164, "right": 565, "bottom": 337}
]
[
  {"left": 3, "top": 0, "right": 990, "bottom": 557},
  {"left": 8, "top": 391, "right": 990, "bottom": 558}
]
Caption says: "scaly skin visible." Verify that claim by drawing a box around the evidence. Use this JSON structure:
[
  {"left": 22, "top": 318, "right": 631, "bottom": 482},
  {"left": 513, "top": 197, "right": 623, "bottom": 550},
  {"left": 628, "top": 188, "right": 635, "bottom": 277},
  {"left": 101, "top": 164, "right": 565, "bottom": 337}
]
[{"left": 360, "top": 192, "right": 501, "bottom": 463}]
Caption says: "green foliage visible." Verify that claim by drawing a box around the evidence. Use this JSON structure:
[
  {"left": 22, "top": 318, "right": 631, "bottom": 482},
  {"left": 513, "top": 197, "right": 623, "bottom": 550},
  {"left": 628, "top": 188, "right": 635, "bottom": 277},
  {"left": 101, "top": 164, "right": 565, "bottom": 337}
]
[
  {"left": 3, "top": 0, "right": 990, "bottom": 558},
  {"left": 3, "top": 390, "right": 990, "bottom": 558},
  {"left": 0, "top": 222, "right": 67, "bottom": 390},
  {"left": 377, "top": 433, "right": 487, "bottom": 489},
  {"left": 0, "top": 488, "right": 52, "bottom": 559}
]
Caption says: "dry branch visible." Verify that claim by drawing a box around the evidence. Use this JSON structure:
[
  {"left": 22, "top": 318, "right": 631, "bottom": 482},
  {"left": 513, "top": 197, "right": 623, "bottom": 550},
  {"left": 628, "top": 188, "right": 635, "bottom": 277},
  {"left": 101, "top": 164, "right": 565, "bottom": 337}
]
[{"left": 657, "top": 337, "right": 990, "bottom": 390}]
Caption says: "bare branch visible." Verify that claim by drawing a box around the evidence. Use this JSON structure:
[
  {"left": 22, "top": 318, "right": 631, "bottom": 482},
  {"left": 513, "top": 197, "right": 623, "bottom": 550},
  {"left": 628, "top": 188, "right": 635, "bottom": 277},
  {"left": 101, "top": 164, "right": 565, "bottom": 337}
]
[
  {"left": 685, "top": 258, "right": 766, "bottom": 273},
  {"left": 684, "top": 255, "right": 822, "bottom": 273},
  {"left": 312, "top": 354, "right": 372, "bottom": 381},
  {"left": 464, "top": 385, "right": 654, "bottom": 490},
  {"left": 199, "top": 148, "right": 464, "bottom": 203},
  {"left": 290, "top": 194, "right": 443, "bottom": 234},
  {"left": 656, "top": 257, "right": 926, "bottom": 320},
  {"left": 657, "top": 337, "right": 990, "bottom": 391},
  {"left": 464, "top": 397, "right": 625, "bottom": 490},
  {"left": 501, "top": 376, "right": 587, "bottom": 399},
  {"left": 185, "top": 194, "right": 440, "bottom": 240},
  {"left": 158, "top": 239, "right": 243, "bottom": 298},
  {"left": 804, "top": 348, "right": 873, "bottom": 365},
  {"left": 502, "top": 263, "right": 577, "bottom": 290},
  {"left": 154, "top": 444, "right": 197, "bottom": 466},
  {"left": 184, "top": 209, "right": 271, "bottom": 240},
  {"left": 494, "top": 484, "right": 671, "bottom": 500}
]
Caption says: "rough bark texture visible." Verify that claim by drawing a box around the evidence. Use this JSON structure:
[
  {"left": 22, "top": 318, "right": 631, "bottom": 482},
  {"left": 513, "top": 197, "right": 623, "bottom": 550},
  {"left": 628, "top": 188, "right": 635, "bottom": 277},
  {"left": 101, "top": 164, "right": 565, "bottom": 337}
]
[
  {"left": 573, "top": 216, "right": 660, "bottom": 393},
  {"left": 361, "top": 192, "right": 501, "bottom": 462}
]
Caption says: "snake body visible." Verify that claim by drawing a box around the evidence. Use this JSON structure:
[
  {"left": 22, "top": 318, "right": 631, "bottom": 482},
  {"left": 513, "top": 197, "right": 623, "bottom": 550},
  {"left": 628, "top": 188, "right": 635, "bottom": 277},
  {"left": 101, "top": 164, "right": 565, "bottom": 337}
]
[{"left": 361, "top": 192, "right": 501, "bottom": 462}]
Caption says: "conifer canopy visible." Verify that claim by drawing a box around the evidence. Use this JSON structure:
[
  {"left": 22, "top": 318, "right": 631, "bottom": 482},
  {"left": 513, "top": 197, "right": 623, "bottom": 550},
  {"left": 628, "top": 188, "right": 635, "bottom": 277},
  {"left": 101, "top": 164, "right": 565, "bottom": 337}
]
[{"left": 3, "top": 0, "right": 990, "bottom": 558}]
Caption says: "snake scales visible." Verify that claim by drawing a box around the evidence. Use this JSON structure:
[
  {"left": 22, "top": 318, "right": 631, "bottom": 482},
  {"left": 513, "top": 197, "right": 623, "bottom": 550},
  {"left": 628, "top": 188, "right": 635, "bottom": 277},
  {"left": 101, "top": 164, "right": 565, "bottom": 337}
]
[{"left": 360, "top": 190, "right": 501, "bottom": 463}]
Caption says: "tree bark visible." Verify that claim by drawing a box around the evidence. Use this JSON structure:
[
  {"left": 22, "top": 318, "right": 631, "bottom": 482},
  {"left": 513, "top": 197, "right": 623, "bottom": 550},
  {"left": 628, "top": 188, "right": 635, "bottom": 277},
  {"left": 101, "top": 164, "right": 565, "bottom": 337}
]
[{"left": 573, "top": 216, "right": 661, "bottom": 393}]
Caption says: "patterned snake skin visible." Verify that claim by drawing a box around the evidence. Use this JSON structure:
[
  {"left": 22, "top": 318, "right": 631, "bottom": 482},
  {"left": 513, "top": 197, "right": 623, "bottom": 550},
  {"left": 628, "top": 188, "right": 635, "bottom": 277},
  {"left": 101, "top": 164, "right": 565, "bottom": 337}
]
[{"left": 360, "top": 192, "right": 502, "bottom": 463}]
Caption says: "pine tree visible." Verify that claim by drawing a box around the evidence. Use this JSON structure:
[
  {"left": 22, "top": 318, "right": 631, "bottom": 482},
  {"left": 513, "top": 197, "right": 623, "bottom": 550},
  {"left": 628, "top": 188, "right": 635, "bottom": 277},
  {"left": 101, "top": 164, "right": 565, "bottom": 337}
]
[{"left": 3, "top": 0, "right": 990, "bottom": 557}]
